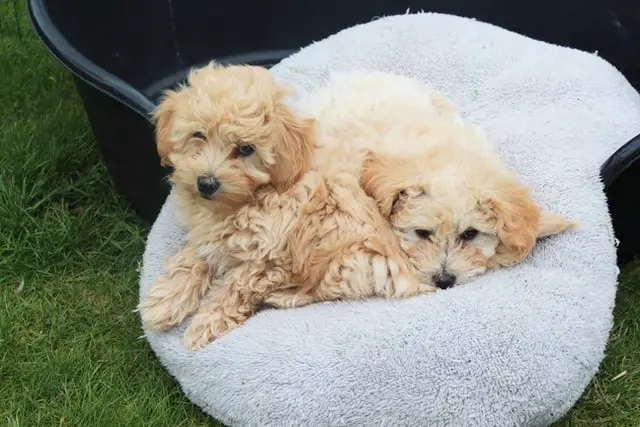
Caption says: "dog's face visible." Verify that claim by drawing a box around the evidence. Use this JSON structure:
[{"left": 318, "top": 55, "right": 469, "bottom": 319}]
[
  {"left": 153, "top": 62, "right": 314, "bottom": 214},
  {"left": 361, "top": 141, "right": 575, "bottom": 290}
]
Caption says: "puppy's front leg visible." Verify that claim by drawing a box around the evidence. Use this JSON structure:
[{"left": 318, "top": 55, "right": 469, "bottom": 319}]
[
  {"left": 138, "top": 246, "right": 215, "bottom": 331},
  {"left": 383, "top": 257, "right": 436, "bottom": 298},
  {"left": 264, "top": 289, "right": 321, "bottom": 309},
  {"left": 184, "top": 264, "right": 289, "bottom": 350}
]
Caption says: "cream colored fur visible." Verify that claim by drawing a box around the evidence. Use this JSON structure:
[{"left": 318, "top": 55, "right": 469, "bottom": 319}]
[
  {"left": 138, "top": 64, "right": 434, "bottom": 350},
  {"left": 298, "top": 71, "right": 575, "bottom": 288},
  {"left": 139, "top": 67, "right": 574, "bottom": 349}
]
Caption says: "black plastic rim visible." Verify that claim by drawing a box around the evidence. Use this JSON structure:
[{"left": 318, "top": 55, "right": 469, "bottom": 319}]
[
  {"left": 26, "top": 0, "right": 640, "bottom": 199},
  {"left": 601, "top": 133, "right": 640, "bottom": 190},
  {"left": 27, "top": 0, "right": 158, "bottom": 119},
  {"left": 142, "top": 50, "right": 296, "bottom": 100},
  {"left": 27, "top": 0, "right": 297, "bottom": 119}
]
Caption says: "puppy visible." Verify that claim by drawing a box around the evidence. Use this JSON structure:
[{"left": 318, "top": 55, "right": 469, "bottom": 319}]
[
  {"left": 140, "top": 64, "right": 432, "bottom": 350},
  {"left": 138, "top": 62, "right": 315, "bottom": 331},
  {"left": 294, "top": 70, "right": 576, "bottom": 289},
  {"left": 360, "top": 140, "right": 575, "bottom": 289}
]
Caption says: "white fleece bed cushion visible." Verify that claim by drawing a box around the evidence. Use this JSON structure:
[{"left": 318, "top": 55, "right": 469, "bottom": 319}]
[{"left": 140, "top": 13, "right": 640, "bottom": 426}]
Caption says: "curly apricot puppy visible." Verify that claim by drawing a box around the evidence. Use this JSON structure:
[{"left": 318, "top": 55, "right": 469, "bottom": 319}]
[
  {"left": 359, "top": 125, "right": 576, "bottom": 289},
  {"left": 138, "top": 62, "right": 315, "bottom": 331},
  {"left": 295, "top": 70, "right": 576, "bottom": 290}
]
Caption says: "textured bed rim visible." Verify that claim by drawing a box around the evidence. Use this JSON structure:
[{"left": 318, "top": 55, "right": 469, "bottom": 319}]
[{"left": 601, "top": 133, "right": 640, "bottom": 189}]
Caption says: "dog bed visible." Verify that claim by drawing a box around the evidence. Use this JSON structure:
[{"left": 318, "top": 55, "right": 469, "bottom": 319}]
[{"left": 139, "top": 13, "right": 640, "bottom": 426}]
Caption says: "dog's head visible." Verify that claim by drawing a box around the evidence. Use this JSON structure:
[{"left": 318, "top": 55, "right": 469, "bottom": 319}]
[
  {"left": 360, "top": 131, "right": 575, "bottom": 290},
  {"left": 153, "top": 62, "right": 315, "bottom": 214}
]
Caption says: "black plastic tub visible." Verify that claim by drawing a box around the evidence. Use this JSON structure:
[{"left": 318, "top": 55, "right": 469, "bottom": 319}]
[{"left": 27, "top": 0, "right": 640, "bottom": 261}]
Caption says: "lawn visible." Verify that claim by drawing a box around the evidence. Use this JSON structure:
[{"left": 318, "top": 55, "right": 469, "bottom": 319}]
[{"left": 0, "top": 2, "right": 638, "bottom": 426}]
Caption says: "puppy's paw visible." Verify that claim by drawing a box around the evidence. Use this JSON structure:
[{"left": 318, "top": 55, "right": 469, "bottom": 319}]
[
  {"left": 418, "top": 282, "right": 437, "bottom": 294},
  {"left": 384, "top": 259, "right": 433, "bottom": 298},
  {"left": 264, "top": 290, "right": 318, "bottom": 308},
  {"left": 139, "top": 276, "right": 199, "bottom": 331},
  {"left": 183, "top": 308, "right": 239, "bottom": 350},
  {"left": 388, "top": 276, "right": 421, "bottom": 299}
]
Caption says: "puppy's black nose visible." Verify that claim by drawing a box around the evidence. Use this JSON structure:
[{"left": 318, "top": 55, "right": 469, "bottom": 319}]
[
  {"left": 197, "top": 175, "right": 220, "bottom": 198},
  {"left": 433, "top": 273, "right": 457, "bottom": 289}
]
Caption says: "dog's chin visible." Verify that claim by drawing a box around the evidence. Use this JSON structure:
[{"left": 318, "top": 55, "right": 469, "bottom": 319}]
[
  {"left": 199, "top": 193, "right": 216, "bottom": 201},
  {"left": 199, "top": 189, "right": 254, "bottom": 213}
]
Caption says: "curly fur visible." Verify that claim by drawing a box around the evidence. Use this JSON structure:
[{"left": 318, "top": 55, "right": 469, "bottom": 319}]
[
  {"left": 301, "top": 71, "right": 576, "bottom": 288},
  {"left": 140, "top": 67, "right": 575, "bottom": 349},
  {"left": 138, "top": 64, "right": 434, "bottom": 350},
  {"left": 139, "top": 62, "right": 316, "bottom": 334},
  {"left": 182, "top": 172, "right": 431, "bottom": 349}
]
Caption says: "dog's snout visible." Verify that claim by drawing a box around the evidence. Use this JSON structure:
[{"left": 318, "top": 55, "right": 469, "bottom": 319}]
[
  {"left": 197, "top": 175, "right": 221, "bottom": 198},
  {"left": 433, "top": 273, "right": 456, "bottom": 289}
]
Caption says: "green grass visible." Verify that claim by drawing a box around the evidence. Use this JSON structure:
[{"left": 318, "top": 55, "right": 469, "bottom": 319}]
[
  {"left": 0, "top": 2, "right": 638, "bottom": 426},
  {"left": 0, "top": 2, "right": 215, "bottom": 426},
  {"left": 555, "top": 269, "right": 640, "bottom": 426}
]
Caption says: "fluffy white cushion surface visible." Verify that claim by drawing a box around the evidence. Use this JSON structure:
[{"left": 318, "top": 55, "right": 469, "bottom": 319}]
[{"left": 140, "top": 13, "right": 640, "bottom": 426}]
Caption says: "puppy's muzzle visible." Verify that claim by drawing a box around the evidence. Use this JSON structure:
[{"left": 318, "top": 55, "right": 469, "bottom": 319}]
[
  {"left": 197, "top": 175, "right": 221, "bottom": 199},
  {"left": 433, "top": 272, "right": 456, "bottom": 289}
]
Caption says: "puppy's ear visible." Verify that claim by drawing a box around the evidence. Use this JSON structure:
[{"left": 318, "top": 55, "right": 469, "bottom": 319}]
[
  {"left": 152, "top": 90, "right": 178, "bottom": 167},
  {"left": 484, "top": 181, "right": 540, "bottom": 266},
  {"left": 537, "top": 211, "right": 576, "bottom": 238},
  {"left": 361, "top": 151, "right": 418, "bottom": 218},
  {"left": 269, "top": 102, "right": 316, "bottom": 192}
]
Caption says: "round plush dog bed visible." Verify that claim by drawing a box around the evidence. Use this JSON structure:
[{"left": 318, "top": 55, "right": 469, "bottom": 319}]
[{"left": 139, "top": 13, "right": 640, "bottom": 426}]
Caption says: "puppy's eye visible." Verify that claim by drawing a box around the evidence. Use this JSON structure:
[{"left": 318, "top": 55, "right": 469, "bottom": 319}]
[
  {"left": 414, "top": 229, "right": 432, "bottom": 240},
  {"left": 235, "top": 145, "right": 255, "bottom": 157},
  {"left": 192, "top": 131, "right": 206, "bottom": 140},
  {"left": 460, "top": 228, "right": 479, "bottom": 241}
]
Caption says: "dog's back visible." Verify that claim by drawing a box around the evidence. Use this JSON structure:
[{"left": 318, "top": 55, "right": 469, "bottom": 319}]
[{"left": 301, "top": 71, "right": 465, "bottom": 179}]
